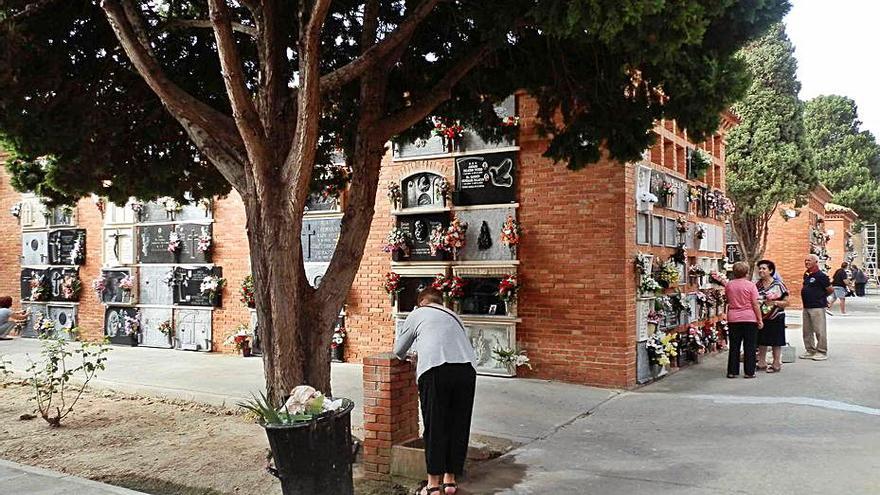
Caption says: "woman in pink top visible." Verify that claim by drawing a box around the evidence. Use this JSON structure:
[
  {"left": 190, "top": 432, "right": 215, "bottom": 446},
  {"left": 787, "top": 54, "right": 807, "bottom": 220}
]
[{"left": 724, "top": 262, "right": 764, "bottom": 378}]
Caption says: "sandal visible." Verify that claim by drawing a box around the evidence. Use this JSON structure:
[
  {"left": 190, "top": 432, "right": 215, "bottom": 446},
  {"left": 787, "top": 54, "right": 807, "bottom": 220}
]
[
  {"left": 744, "top": 375, "right": 756, "bottom": 379},
  {"left": 756, "top": 364, "right": 768, "bottom": 371},
  {"left": 418, "top": 486, "right": 442, "bottom": 495},
  {"left": 443, "top": 482, "right": 457, "bottom": 494},
  {"left": 727, "top": 374, "right": 737, "bottom": 379}
]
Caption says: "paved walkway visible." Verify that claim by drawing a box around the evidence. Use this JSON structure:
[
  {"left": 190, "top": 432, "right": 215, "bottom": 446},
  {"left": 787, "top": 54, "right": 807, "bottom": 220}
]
[{"left": 0, "top": 459, "right": 146, "bottom": 495}]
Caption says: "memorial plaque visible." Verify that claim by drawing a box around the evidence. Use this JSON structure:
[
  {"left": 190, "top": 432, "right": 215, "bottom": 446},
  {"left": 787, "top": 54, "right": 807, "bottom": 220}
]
[
  {"left": 455, "top": 208, "right": 517, "bottom": 262},
  {"left": 139, "top": 199, "right": 210, "bottom": 223},
  {"left": 665, "top": 218, "right": 679, "bottom": 247},
  {"left": 726, "top": 243, "right": 743, "bottom": 263},
  {"left": 651, "top": 215, "right": 664, "bottom": 246},
  {"left": 102, "top": 268, "right": 135, "bottom": 304},
  {"left": 21, "top": 232, "right": 49, "bottom": 266},
  {"left": 140, "top": 200, "right": 173, "bottom": 223},
  {"left": 140, "top": 307, "right": 173, "bottom": 349},
  {"left": 105, "top": 201, "right": 136, "bottom": 225},
  {"left": 20, "top": 268, "right": 47, "bottom": 301},
  {"left": 637, "top": 214, "right": 650, "bottom": 245},
  {"left": 172, "top": 266, "right": 223, "bottom": 306},
  {"left": 397, "top": 277, "right": 436, "bottom": 313},
  {"left": 49, "top": 206, "right": 76, "bottom": 226},
  {"left": 395, "top": 213, "right": 449, "bottom": 261},
  {"left": 465, "top": 323, "right": 514, "bottom": 376},
  {"left": 301, "top": 218, "right": 341, "bottom": 263},
  {"left": 636, "top": 342, "right": 652, "bottom": 384},
  {"left": 304, "top": 262, "right": 330, "bottom": 288},
  {"left": 401, "top": 172, "right": 448, "bottom": 209},
  {"left": 460, "top": 277, "right": 507, "bottom": 316},
  {"left": 175, "top": 308, "right": 213, "bottom": 351},
  {"left": 47, "top": 267, "right": 79, "bottom": 302},
  {"left": 174, "top": 202, "right": 212, "bottom": 222},
  {"left": 102, "top": 227, "right": 135, "bottom": 266},
  {"left": 19, "top": 197, "right": 48, "bottom": 229},
  {"left": 636, "top": 298, "right": 653, "bottom": 342},
  {"left": 48, "top": 229, "right": 86, "bottom": 265},
  {"left": 305, "top": 193, "right": 339, "bottom": 212},
  {"left": 48, "top": 305, "right": 77, "bottom": 341},
  {"left": 137, "top": 224, "right": 176, "bottom": 264},
  {"left": 178, "top": 223, "right": 213, "bottom": 264},
  {"left": 104, "top": 306, "right": 139, "bottom": 346},
  {"left": 20, "top": 302, "right": 47, "bottom": 338},
  {"left": 394, "top": 136, "right": 448, "bottom": 159},
  {"left": 453, "top": 152, "right": 516, "bottom": 206},
  {"left": 138, "top": 265, "right": 173, "bottom": 305}
]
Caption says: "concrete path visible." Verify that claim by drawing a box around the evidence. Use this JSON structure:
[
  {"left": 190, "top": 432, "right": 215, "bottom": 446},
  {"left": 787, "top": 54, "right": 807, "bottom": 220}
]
[
  {"left": 0, "top": 459, "right": 147, "bottom": 495},
  {"left": 463, "top": 293, "right": 880, "bottom": 494}
]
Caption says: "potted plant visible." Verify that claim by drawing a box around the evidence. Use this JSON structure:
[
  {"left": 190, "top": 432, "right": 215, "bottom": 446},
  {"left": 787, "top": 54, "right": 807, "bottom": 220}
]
[
  {"left": 330, "top": 325, "right": 346, "bottom": 362},
  {"left": 492, "top": 346, "right": 532, "bottom": 376},
  {"left": 225, "top": 325, "right": 253, "bottom": 357}
]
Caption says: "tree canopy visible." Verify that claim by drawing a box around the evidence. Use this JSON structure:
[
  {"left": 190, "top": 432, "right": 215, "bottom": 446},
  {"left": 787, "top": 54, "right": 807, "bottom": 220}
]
[{"left": 803, "top": 94, "right": 880, "bottom": 223}]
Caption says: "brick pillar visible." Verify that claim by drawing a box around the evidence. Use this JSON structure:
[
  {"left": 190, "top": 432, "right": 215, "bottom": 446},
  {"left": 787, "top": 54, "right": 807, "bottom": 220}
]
[{"left": 361, "top": 353, "right": 419, "bottom": 480}]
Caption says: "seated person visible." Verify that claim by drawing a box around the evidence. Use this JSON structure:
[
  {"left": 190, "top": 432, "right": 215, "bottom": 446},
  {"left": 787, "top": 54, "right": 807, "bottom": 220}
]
[{"left": 0, "top": 296, "right": 28, "bottom": 338}]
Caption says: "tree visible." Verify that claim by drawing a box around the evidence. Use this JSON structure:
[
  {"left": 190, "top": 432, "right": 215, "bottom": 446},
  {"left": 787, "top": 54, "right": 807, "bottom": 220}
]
[
  {"left": 0, "top": 0, "right": 789, "bottom": 403},
  {"left": 726, "top": 23, "right": 815, "bottom": 270},
  {"left": 803, "top": 94, "right": 880, "bottom": 223}
]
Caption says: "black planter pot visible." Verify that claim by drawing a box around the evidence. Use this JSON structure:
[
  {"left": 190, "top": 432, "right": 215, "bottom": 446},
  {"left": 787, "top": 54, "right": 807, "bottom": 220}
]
[
  {"left": 330, "top": 344, "right": 344, "bottom": 363},
  {"left": 264, "top": 399, "right": 356, "bottom": 495}
]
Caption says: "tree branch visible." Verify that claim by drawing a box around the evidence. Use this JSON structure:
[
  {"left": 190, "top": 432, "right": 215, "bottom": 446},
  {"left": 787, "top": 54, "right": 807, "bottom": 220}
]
[
  {"left": 319, "top": 0, "right": 444, "bottom": 92},
  {"left": 163, "top": 18, "right": 257, "bottom": 38},
  {"left": 101, "top": 0, "right": 247, "bottom": 190},
  {"left": 377, "top": 42, "right": 494, "bottom": 139},
  {"left": 0, "top": 0, "right": 62, "bottom": 26}
]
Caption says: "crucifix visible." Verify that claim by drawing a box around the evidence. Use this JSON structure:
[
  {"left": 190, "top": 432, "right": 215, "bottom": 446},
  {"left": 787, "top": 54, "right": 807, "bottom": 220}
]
[
  {"left": 109, "top": 230, "right": 128, "bottom": 262},
  {"left": 48, "top": 233, "right": 63, "bottom": 264},
  {"left": 301, "top": 224, "right": 317, "bottom": 261}
]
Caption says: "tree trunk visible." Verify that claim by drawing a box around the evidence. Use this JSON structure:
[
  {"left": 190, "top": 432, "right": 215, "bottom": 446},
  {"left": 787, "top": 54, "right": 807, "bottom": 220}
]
[{"left": 733, "top": 210, "right": 772, "bottom": 277}]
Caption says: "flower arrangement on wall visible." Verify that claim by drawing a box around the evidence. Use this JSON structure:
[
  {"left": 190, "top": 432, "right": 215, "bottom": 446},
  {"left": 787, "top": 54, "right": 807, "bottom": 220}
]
[
  {"left": 69, "top": 232, "right": 86, "bottom": 264},
  {"left": 92, "top": 194, "right": 106, "bottom": 217},
  {"left": 60, "top": 275, "right": 82, "bottom": 302},
  {"left": 124, "top": 311, "right": 141, "bottom": 337},
  {"left": 432, "top": 273, "right": 466, "bottom": 304},
  {"left": 10, "top": 202, "right": 22, "bottom": 219},
  {"left": 493, "top": 346, "right": 531, "bottom": 371},
  {"left": 443, "top": 216, "right": 467, "bottom": 259},
  {"left": 646, "top": 332, "right": 677, "bottom": 367},
  {"left": 382, "top": 272, "right": 403, "bottom": 304},
  {"left": 119, "top": 275, "right": 135, "bottom": 293},
  {"left": 200, "top": 276, "right": 226, "bottom": 302},
  {"left": 431, "top": 117, "right": 466, "bottom": 141},
  {"left": 29, "top": 275, "right": 49, "bottom": 302},
  {"left": 167, "top": 230, "right": 182, "bottom": 254},
  {"left": 197, "top": 228, "right": 212, "bottom": 254},
  {"left": 158, "top": 320, "right": 174, "bottom": 336},
  {"left": 708, "top": 271, "right": 728, "bottom": 286},
  {"left": 240, "top": 275, "right": 255, "bottom": 308},
  {"left": 657, "top": 260, "right": 680, "bottom": 288},
  {"left": 497, "top": 275, "right": 519, "bottom": 303},
  {"left": 91, "top": 276, "right": 106, "bottom": 299},
  {"left": 657, "top": 181, "right": 676, "bottom": 204},
  {"left": 382, "top": 227, "right": 411, "bottom": 256},
  {"left": 499, "top": 215, "right": 521, "bottom": 252},
  {"left": 387, "top": 182, "right": 402, "bottom": 209},
  {"left": 676, "top": 215, "right": 688, "bottom": 234}
]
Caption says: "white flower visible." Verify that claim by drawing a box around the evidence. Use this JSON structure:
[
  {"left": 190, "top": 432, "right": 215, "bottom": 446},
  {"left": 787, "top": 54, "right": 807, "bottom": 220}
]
[{"left": 638, "top": 191, "right": 659, "bottom": 204}]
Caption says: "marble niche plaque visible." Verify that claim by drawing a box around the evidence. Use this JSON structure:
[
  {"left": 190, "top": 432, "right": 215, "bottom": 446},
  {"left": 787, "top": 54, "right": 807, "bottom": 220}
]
[
  {"left": 466, "top": 323, "right": 515, "bottom": 376},
  {"left": 636, "top": 341, "right": 653, "bottom": 384},
  {"left": 395, "top": 213, "right": 449, "bottom": 262},
  {"left": 305, "top": 193, "right": 339, "bottom": 212},
  {"left": 139, "top": 307, "right": 173, "bottom": 349},
  {"left": 460, "top": 277, "right": 507, "bottom": 316},
  {"left": 304, "top": 262, "right": 330, "bottom": 288},
  {"left": 178, "top": 223, "right": 212, "bottom": 264},
  {"left": 20, "top": 268, "right": 46, "bottom": 301},
  {"left": 21, "top": 231, "right": 49, "bottom": 266},
  {"left": 48, "top": 206, "right": 76, "bottom": 227},
  {"left": 454, "top": 208, "right": 517, "bottom": 262},
  {"left": 136, "top": 265, "right": 172, "bottom": 306},
  {"left": 47, "top": 267, "right": 79, "bottom": 302},
  {"left": 401, "top": 172, "right": 448, "bottom": 209},
  {"left": 20, "top": 302, "right": 48, "bottom": 338},
  {"left": 103, "top": 227, "right": 135, "bottom": 266},
  {"left": 139, "top": 200, "right": 209, "bottom": 223},
  {"left": 175, "top": 309, "right": 212, "bottom": 351},
  {"left": 18, "top": 197, "right": 48, "bottom": 229},
  {"left": 172, "top": 266, "right": 222, "bottom": 307},
  {"left": 48, "top": 229, "right": 86, "bottom": 265},
  {"left": 301, "top": 217, "right": 341, "bottom": 263},
  {"left": 104, "top": 306, "right": 139, "bottom": 346},
  {"left": 102, "top": 269, "right": 135, "bottom": 304},
  {"left": 48, "top": 305, "right": 77, "bottom": 341},
  {"left": 105, "top": 201, "right": 136, "bottom": 225},
  {"left": 137, "top": 224, "right": 176, "bottom": 264},
  {"left": 453, "top": 152, "right": 517, "bottom": 206}
]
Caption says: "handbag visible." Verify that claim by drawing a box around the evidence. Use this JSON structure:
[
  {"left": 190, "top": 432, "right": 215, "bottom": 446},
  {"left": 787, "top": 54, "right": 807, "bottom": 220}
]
[{"left": 781, "top": 343, "right": 796, "bottom": 363}]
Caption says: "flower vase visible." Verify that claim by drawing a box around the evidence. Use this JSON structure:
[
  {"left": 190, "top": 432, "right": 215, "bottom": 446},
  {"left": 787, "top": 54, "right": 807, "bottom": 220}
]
[
  {"left": 443, "top": 295, "right": 452, "bottom": 308},
  {"left": 452, "top": 299, "right": 461, "bottom": 313},
  {"left": 505, "top": 363, "right": 517, "bottom": 377},
  {"left": 509, "top": 245, "right": 517, "bottom": 258},
  {"left": 331, "top": 344, "right": 345, "bottom": 363},
  {"left": 121, "top": 290, "right": 132, "bottom": 304},
  {"left": 443, "top": 137, "right": 459, "bottom": 153},
  {"left": 241, "top": 345, "right": 252, "bottom": 358}
]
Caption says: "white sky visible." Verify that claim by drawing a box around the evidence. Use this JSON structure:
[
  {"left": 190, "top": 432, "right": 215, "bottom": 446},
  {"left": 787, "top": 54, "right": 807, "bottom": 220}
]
[{"left": 785, "top": 0, "right": 880, "bottom": 137}]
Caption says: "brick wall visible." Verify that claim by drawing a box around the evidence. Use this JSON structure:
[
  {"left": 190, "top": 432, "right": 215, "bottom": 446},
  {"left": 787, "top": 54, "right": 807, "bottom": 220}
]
[
  {"left": 210, "top": 191, "right": 253, "bottom": 351},
  {"left": 0, "top": 160, "right": 21, "bottom": 309},
  {"left": 824, "top": 211, "right": 857, "bottom": 270}
]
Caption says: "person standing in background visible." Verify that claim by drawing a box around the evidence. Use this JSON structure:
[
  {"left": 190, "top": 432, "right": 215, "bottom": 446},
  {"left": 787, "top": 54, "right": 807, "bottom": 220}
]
[
  {"left": 801, "top": 254, "right": 833, "bottom": 360},
  {"left": 852, "top": 264, "right": 868, "bottom": 297},
  {"left": 724, "top": 262, "right": 764, "bottom": 378},
  {"left": 828, "top": 262, "right": 849, "bottom": 315}
]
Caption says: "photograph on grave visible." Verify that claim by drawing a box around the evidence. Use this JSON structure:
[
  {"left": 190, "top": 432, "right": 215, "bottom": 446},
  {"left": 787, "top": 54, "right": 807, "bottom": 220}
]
[
  {"left": 21, "top": 231, "right": 48, "bottom": 266},
  {"left": 459, "top": 277, "right": 508, "bottom": 316},
  {"left": 400, "top": 172, "right": 449, "bottom": 209},
  {"left": 47, "top": 305, "right": 77, "bottom": 341},
  {"left": 139, "top": 307, "right": 174, "bottom": 349},
  {"left": 174, "top": 308, "right": 213, "bottom": 351},
  {"left": 301, "top": 217, "right": 341, "bottom": 263},
  {"left": 396, "top": 276, "right": 437, "bottom": 313},
  {"left": 104, "top": 306, "right": 140, "bottom": 346},
  {"left": 453, "top": 151, "right": 517, "bottom": 206},
  {"left": 465, "top": 323, "right": 515, "bottom": 376},
  {"left": 47, "top": 267, "right": 80, "bottom": 302},
  {"left": 103, "top": 227, "right": 135, "bottom": 266},
  {"left": 48, "top": 229, "right": 86, "bottom": 265},
  {"left": 20, "top": 302, "right": 47, "bottom": 338},
  {"left": 171, "top": 266, "right": 223, "bottom": 306},
  {"left": 137, "top": 224, "right": 177, "bottom": 264},
  {"left": 395, "top": 213, "right": 450, "bottom": 261},
  {"left": 20, "top": 268, "right": 47, "bottom": 302},
  {"left": 101, "top": 268, "right": 136, "bottom": 304},
  {"left": 454, "top": 208, "right": 517, "bottom": 261},
  {"left": 178, "top": 223, "right": 213, "bottom": 264}
]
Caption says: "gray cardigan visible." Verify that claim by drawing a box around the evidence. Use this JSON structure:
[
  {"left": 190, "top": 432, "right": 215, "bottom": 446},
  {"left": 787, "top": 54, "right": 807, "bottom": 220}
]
[{"left": 393, "top": 304, "right": 477, "bottom": 380}]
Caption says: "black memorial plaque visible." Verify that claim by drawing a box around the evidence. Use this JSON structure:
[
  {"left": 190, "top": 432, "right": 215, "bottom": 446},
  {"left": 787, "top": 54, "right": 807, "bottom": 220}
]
[
  {"left": 397, "top": 277, "right": 436, "bottom": 313},
  {"left": 402, "top": 172, "right": 446, "bottom": 209},
  {"left": 172, "top": 266, "right": 223, "bottom": 307},
  {"left": 20, "top": 268, "right": 47, "bottom": 301},
  {"left": 460, "top": 277, "right": 508, "bottom": 316},
  {"left": 178, "top": 223, "right": 212, "bottom": 264},
  {"left": 395, "top": 213, "right": 449, "bottom": 261},
  {"left": 453, "top": 152, "right": 516, "bottom": 206},
  {"left": 47, "top": 267, "right": 79, "bottom": 302},
  {"left": 305, "top": 193, "right": 339, "bottom": 212},
  {"left": 301, "top": 218, "right": 341, "bottom": 263},
  {"left": 137, "top": 224, "right": 176, "bottom": 263},
  {"left": 101, "top": 269, "right": 132, "bottom": 304},
  {"left": 48, "top": 229, "right": 86, "bottom": 265},
  {"left": 104, "top": 306, "right": 140, "bottom": 346}
]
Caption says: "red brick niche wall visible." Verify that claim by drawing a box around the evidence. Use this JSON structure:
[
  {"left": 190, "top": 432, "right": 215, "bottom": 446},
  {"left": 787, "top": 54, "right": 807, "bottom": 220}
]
[{"left": 0, "top": 164, "right": 23, "bottom": 307}]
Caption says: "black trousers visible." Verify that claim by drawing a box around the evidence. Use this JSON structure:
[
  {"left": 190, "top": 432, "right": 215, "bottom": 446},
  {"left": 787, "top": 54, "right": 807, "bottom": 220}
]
[
  {"left": 418, "top": 363, "right": 476, "bottom": 476},
  {"left": 727, "top": 322, "right": 758, "bottom": 376},
  {"left": 856, "top": 283, "right": 866, "bottom": 297}
]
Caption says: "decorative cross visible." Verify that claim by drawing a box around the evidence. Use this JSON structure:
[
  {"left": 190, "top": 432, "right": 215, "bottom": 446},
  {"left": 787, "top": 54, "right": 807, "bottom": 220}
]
[
  {"left": 109, "top": 230, "right": 128, "bottom": 261},
  {"left": 302, "top": 224, "right": 317, "bottom": 260}
]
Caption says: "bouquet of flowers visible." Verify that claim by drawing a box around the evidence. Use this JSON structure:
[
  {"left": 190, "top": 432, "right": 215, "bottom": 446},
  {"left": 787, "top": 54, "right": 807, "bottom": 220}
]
[
  {"left": 382, "top": 227, "right": 411, "bottom": 256},
  {"left": 705, "top": 190, "right": 718, "bottom": 211},
  {"left": 429, "top": 225, "right": 447, "bottom": 256},
  {"left": 69, "top": 232, "right": 85, "bottom": 264},
  {"left": 93, "top": 194, "right": 106, "bottom": 217},
  {"left": 92, "top": 276, "right": 107, "bottom": 298},
  {"left": 200, "top": 276, "right": 226, "bottom": 301},
  {"left": 331, "top": 326, "right": 347, "bottom": 349},
  {"left": 431, "top": 116, "right": 466, "bottom": 141},
  {"left": 158, "top": 320, "right": 174, "bottom": 336},
  {"left": 38, "top": 315, "right": 56, "bottom": 335},
  {"left": 224, "top": 325, "right": 252, "bottom": 351},
  {"left": 10, "top": 202, "right": 22, "bottom": 219},
  {"left": 655, "top": 295, "right": 674, "bottom": 316},
  {"left": 716, "top": 194, "right": 735, "bottom": 217},
  {"left": 240, "top": 275, "right": 255, "bottom": 308},
  {"left": 435, "top": 177, "right": 451, "bottom": 204},
  {"left": 657, "top": 260, "right": 680, "bottom": 287},
  {"left": 687, "top": 186, "right": 701, "bottom": 204},
  {"left": 676, "top": 215, "right": 688, "bottom": 234},
  {"left": 387, "top": 182, "right": 402, "bottom": 208},
  {"left": 500, "top": 215, "right": 522, "bottom": 249},
  {"left": 703, "top": 321, "right": 718, "bottom": 349},
  {"left": 167, "top": 230, "right": 182, "bottom": 254},
  {"left": 382, "top": 272, "right": 403, "bottom": 302},
  {"left": 197, "top": 228, "right": 212, "bottom": 253},
  {"left": 61, "top": 275, "right": 82, "bottom": 301},
  {"left": 694, "top": 224, "right": 706, "bottom": 240},
  {"left": 694, "top": 291, "right": 708, "bottom": 307},
  {"left": 160, "top": 196, "right": 183, "bottom": 216},
  {"left": 709, "top": 271, "right": 728, "bottom": 286},
  {"left": 29, "top": 275, "right": 48, "bottom": 302},
  {"left": 670, "top": 292, "right": 690, "bottom": 316},
  {"left": 672, "top": 244, "right": 687, "bottom": 264},
  {"left": 688, "top": 325, "right": 706, "bottom": 354},
  {"left": 647, "top": 310, "right": 663, "bottom": 325},
  {"left": 432, "top": 274, "right": 466, "bottom": 302},
  {"left": 647, "top": 332, "right": 677, "bottom": 367},
  {"left": 492, "top": 346, "right": 532, "bottom": 370},
  {"left": 658, "top": 181, "right": 676, "bottom": 202},
  {"left": 443, "top": 216, "right": 467, "bottom": 258},
  {"left": 124, "top": 311, "right": 141, "bottom": 336},
  {"left": 639, "top": 276, "right": 662, "bottom": 295},
  {"left": 497, "top": 275, "right": 519, "bottom": 303},
  {"left": 130, "top": 199, "right": 145, "bottom": 219},
  {"left": 119, "top": 275, "right": 135, "bottom": 292},
  {"left": 689, "top": 265, "right": 706, "bottom": 278},
  {"left": 500, "top": 115, "right": 520, "bottom": 127}
]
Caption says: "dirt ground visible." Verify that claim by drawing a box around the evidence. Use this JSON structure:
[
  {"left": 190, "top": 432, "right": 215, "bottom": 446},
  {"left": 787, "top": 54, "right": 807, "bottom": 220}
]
[{"left": 0, "top": 382, "right": 410, "bottom": 495}]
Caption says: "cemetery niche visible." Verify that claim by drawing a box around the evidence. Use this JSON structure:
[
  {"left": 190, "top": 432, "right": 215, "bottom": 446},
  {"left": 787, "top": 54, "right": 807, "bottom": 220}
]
[
  {"left": 305, "top": 192, "right": 339, "bottom": 212},
  {"left": 20, "top": 268, "right": 47, "bottom": 301},
  {"left": 466, "top": 323, "right": 515, "bottom": 376},
  {"left": 453, "top": 152, "right": 517, "bottom": 206},
  {"left": 48, "top": 305, "right": 77, "bottom": 341},
  {"left": 101, "top": 269, "right": 135, "bottom": 304},
  {"left": 103, "top": 228, "right": 135, "bottom": 266},
  {"left": 301, "top": 217, "right": 341, "bottom": 263},
  {"left": 104, "top": 306, "right": 140, "bottom": 346},
  {"left": 459, "top": 277, "right": 508, "bottom": 316},
  {"left": 21, "top": 231, "right": 48, "bottom": 266},
  {"left": 400, "top": 172, "right": 448, "bottom": 209},
  {"left": 48, "top": 229, "right": 86, "bottom": 265},
  {"left": 20, "top": 302, "right": 47, "bottom": 338},
  {"left": 139, "top": 307, "right": 174, "bottom": 349},
  {"left": 178, "top": 223, "right": 213, "bottom": 264},
  {"left": 171, "top": 266, "right": 223, "bottom": 307},
  {"left": 454, "top": 208, "right": 517, "bottom": 261},
  {"left": 47, "top": 267, "right": 80, "bottom": 302},
  {"left": 175, "top": 309, "right": 213, "bottom": 351},
  {"left": 396, "top": 276, "right": 437, "bottom": 313},
  {"left": 138, "top": 224, "right": 176, "bottom": 264},
  {"left": 395, "top": 213, "right": 450, "bottom": 261},
  {"left": 48, "top": 205, "right": 75, "bottom": 227},
  {"left": 138, "top": 265, "right": 173, "bottom": 306}
]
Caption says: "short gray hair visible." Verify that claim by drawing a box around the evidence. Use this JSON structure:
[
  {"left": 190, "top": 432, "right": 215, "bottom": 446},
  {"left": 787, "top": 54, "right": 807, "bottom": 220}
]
[{"left": 806, "top": 254, "right": 819, "bottom": 262}]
